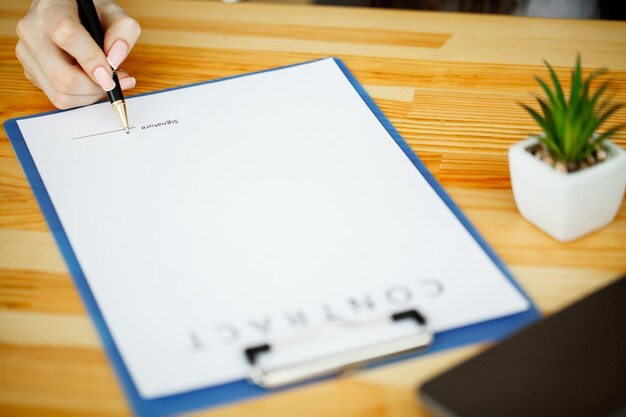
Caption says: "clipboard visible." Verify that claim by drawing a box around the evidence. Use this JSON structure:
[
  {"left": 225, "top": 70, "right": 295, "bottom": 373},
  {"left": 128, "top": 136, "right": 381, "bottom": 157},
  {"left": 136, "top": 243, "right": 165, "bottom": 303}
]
[{"left": 4, "top": 57, "right": 541, "bottom": 417}]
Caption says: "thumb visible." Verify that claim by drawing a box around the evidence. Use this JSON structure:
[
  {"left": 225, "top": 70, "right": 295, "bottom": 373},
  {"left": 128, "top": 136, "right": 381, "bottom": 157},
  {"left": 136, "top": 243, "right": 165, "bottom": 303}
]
[{"left": 100, "top": 4, "right": 141, "bottom": 70}]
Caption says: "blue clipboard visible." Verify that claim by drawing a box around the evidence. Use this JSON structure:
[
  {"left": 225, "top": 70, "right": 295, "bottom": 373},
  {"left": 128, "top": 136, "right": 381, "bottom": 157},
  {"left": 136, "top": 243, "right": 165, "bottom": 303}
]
[{"left": 4, "top": 57, "right": 541, "bottom": 417}]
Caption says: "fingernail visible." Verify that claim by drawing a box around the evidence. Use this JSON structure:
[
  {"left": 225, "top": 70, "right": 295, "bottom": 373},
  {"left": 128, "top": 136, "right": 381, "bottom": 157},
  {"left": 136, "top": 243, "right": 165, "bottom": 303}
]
[
  {"left": 106, "top": 40, "right": 129, "bottom": 70},
  {"left": 93, "top": 66, "right": 115, "bottom": 91},
  {"left": 120, "top": 76, "right": 136, "bottom": 90}
]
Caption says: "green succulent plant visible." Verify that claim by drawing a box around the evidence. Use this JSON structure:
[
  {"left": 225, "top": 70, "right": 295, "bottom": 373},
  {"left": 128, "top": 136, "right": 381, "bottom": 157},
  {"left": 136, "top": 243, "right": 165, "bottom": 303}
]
[{"left": 521, "top": 56, "right": 624, "bottom": 166}]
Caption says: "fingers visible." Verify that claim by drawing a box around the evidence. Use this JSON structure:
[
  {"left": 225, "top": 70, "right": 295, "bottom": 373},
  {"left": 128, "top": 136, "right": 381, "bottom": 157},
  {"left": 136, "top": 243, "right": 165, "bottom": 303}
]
[
  {"left": 19, "top": 28, "right": 104, "bottom": 96},
  {"left": 16, "top": 40, "right": 105, "bottom": 109},
  {"left": 48, "top": 15, "right": 115, "bottom": 91},
  {"left": 16, "top": 39, "right": 136, "bottom": 109},
  {"left": 14, "top": 0, "right": 139, "bottom": 109},
  {"left": 118, "top": 74, "right": 136, "bottom": 90},
  {"left": 100, "top": 2, "right": 141, "bottom": 70}
]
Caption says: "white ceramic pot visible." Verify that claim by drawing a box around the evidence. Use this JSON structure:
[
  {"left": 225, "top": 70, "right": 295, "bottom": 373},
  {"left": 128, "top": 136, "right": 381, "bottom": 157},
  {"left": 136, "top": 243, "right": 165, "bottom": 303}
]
[{"left": 508, "top": 137, "right": 626, "bottom": 242}]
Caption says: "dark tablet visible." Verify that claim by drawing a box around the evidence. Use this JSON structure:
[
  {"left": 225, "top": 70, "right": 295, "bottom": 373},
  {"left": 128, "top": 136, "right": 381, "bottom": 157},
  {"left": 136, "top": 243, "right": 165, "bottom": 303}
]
[{"left": 419, "top": 275, "right": 626, "bottom": 417}]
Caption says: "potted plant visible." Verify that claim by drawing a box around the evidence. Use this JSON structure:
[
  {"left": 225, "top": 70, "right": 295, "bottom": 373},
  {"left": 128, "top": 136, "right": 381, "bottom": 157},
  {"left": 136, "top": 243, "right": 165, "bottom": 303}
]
[{"left": 509, "top": 56, "right": 626, "bottom": 242}]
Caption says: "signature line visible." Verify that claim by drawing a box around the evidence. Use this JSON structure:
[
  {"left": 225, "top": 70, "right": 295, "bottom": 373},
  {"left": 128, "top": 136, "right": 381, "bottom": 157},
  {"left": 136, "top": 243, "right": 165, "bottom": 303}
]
[{"left": 73, "top": 126, "right": 136, "bottom": 140}]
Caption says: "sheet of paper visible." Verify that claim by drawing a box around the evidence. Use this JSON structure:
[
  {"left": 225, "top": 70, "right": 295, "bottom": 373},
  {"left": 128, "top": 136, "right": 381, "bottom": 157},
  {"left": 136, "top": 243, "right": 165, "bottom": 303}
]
[{"left": 16, "top": 58, "right": 529, "bottom": 399}]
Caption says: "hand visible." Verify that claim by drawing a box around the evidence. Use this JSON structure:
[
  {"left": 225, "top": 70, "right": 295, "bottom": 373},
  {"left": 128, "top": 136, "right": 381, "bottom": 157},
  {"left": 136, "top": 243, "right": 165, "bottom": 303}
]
[{"left": 16, "top": 0, "right": 141, "bottom": 109}]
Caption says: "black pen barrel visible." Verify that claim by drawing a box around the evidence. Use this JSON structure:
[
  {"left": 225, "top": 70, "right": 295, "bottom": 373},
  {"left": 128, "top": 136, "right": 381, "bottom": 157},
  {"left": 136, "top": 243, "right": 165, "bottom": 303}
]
[
  {"left": 107, "top": 74, "right": 124, "bottom": 102},
  {"left": 76, "top": 0, "right": 105, "bottom": 48},
  {"left": 76, "top": 0, "right": 129, "bottom": 131}
]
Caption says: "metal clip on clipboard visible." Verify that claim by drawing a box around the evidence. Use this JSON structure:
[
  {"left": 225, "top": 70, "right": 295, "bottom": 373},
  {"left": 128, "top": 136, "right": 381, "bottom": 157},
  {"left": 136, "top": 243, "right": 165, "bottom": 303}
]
[{"left": 244, "top": 309, "right": 433, "bottom": 389}]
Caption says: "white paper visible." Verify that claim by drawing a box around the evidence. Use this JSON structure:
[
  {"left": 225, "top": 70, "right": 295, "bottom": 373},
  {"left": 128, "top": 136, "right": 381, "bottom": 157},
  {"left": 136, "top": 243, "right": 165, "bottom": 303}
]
[{"left": 17, "top": 58, "right": 529, "bottom": 399}]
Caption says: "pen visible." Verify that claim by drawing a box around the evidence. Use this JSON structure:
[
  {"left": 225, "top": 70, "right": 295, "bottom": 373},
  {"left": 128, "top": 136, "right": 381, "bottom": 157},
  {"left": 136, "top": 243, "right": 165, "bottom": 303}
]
[{"left": 76, "top": 0, "right": 129, "bottom": 133}]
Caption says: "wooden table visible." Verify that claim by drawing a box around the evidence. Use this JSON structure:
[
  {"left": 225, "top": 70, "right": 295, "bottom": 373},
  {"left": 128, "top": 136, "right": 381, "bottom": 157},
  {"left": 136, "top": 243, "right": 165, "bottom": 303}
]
[{"left": 1, "top": 1, "right": 625, "bottom": 416}]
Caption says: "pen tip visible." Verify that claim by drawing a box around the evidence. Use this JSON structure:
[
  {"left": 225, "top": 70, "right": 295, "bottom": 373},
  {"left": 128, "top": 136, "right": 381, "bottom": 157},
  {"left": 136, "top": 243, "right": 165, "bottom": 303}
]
[{"left": 112, "top": 100, "right": 130, "bottom": 135}]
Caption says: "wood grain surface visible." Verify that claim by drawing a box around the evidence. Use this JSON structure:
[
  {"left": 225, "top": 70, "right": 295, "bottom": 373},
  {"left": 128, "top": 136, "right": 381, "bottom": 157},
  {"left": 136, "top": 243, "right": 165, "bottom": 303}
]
[{"left": 1, "top": 1, "right": 625, "bottom": 416}]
